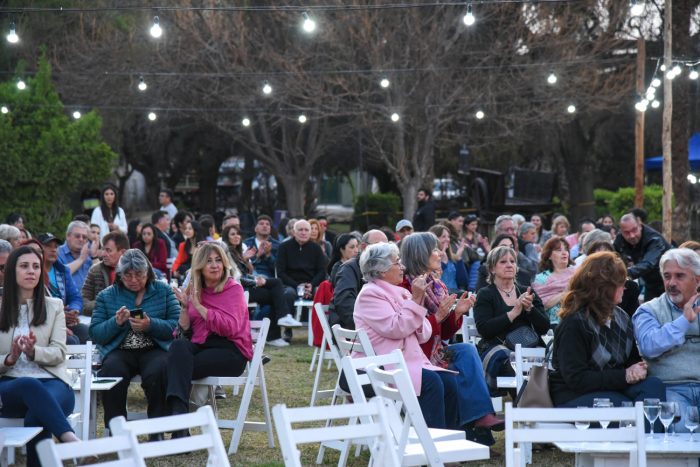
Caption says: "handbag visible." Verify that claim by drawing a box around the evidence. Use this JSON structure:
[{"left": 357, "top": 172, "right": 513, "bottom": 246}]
[
  {"left": 503, "top": 325, "right": 539, "bottom": 350},
  {"left": 514, "top": 364, "right": 553, "bottom": 408}
]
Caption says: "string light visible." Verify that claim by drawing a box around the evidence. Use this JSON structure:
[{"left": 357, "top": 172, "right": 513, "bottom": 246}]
[
  {"left": 241, "top": 117, "right": 251, "bottom": 127},
  {"left": 635, "top": 99, "right": 648, "bottom": 112},
  {"left": 390, "top": 112, "right": 400, "bottom": 122},
  {"left": 547, "top": 72, "right": 557, "bottom": 84},
  {"left": 150, "top": 16, "right": 162, "bottom": 38},
  {"left": 72, "top": 111, "right": 81, "bottom": 119},
  {"left": 651, "top": 100, "right": 660, "bottom": 109},
  {"left": 147, "top": 111, "right": 157, "bottom": 121},
  {"left": 0, "top": 106, "right": 8, "bottom": 114},
  {"left": 262, "top": 81, "right": 272, "bottom": 95},
  {"left": 567, "top": 104, "right": 576, "bottom": 114},
  {"left": 688, "top": 174, "right": 698, "bottom": 184},
  {"left": 630, "top": 0, "right": 645, "bottom": 17},
  {"left": 137, "top": 76, "right": 147, "bottom": 91},
  {"left": 660, "top": 64, "right": 666, "bottom": 72},
  {"left": 16, "top": 79, "right": 26, "bottom": 90},
  {"left": 462, "top": 4, "right": 475, "bottom": 27},
  {"left": 380, "top": 78, "right": 390, "bottom": 88},
  {"left": 672, "top": 64, "right": 682, "bottom": 76},
  {"left": 301, "top": 12, "right": 316, "bottom": 33},
  {"left": 298, "top": 114, "right": 307, "bottom": 123},
  {"left": 651, "top": 78, "right": 661, "bottom": 87},
  {"left": 475, "top": 110, "right": 485, "bottom": 119},
  {"left": 690, "top": 69, "right": 699, "bottom": 80},
  {"left": 6, "top": 22, "right": 18, "bottom": 44}
]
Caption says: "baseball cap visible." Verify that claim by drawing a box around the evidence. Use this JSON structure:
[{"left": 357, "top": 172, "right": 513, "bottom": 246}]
[
  {"left": 38, "top": 233, "right": 62, "bottom": 245},
  {"left": 465, "top": 214, "right": 479, "bottom": 223},
  {"left": 395, "top": 219, "right": 414, "bottom": 232}
]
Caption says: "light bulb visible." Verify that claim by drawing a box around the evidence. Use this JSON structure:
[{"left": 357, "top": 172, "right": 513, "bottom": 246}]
[
  {"left": 567, "top": 104, "right": 576, "bottom": 114},
  {"left": 547, "top": 72, "right": 557, "bottom": 85},
  {"left": 0, "top": 106, "right": 8, "bottom": 114},
  {"left": 138, "top": 76, "right": 147, "bottom": 91},
  {"left": 688, "top": 174, "right": 697, "bottom": 184},
  {"left": 635, "top": 101, "right": 647, "bottom": 112},
  {"left": 672, "top": 65, "right": 682, "bottom": 76},
  {"left": 630, "top": 0, "right": 645, "bottom": 17},
  {"left": 302, "top": 12, "right": 316, "bottom": 33},
  {"left": 16, "top": 79, "right": 25, "bottom": 90},
  {"left": 660, "top": 64, "right": 666, "bottom": 72},
  {"left": 380, "top": 78, "right": 390, "bottom": 88},
  {"left": 646, "top": 92, "right": 655, "bottom": 101},
  {"left": 690, "top": 69, "right": 699, "bottom": 80},
  {"left": 462, "top": 4, "right": 475, "bottom": 26},
  {"left": 148, "top": 112, "right": 157, "bottom": 121},
  {"left": 666, "top": 69, "right": 676, "bottom": 80},
  {"left": 242, "top": 117, "right": 251, "bottom": 127},
  {"left": 6, "top": 22, "right": 18, "bottom": 44},
  {"left": 262, "top": 81, "right": 272, "bottom": 95},
  {"left": 651, "top": 100, "right": 660, "bottom": 108},
  {"left": 390, "top": 112, "right": 400, "bottom": 122},
  {"left": 150, "top": 16, "right": 162, "bottom": 38},
  {"left": 651, "top": 78, "right": 661, "bottom": 87},
  {"left": 475, "top": 110, "right": 485, "bottom": 120},
  {"left": 72, "top": 111, "right": 81, "bottom": 119},
  {"left": 298, "top": 114, "right": 307, "bottom": 124}
]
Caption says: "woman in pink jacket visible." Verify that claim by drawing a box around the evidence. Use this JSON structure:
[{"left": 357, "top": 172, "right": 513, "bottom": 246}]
[
  {"left": 165, "top": 242, "right": 252, "bottom": 438},
  {"left": 352, "top": 242, "right": 459, "bottom": 430}
]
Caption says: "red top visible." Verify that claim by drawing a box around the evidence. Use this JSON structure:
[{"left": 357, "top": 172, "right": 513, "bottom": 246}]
[{"left": 134, "top": 238, "right": 168, "bottom": 276}]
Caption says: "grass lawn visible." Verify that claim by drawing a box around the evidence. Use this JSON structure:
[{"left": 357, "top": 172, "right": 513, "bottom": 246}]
[{"left": 70, "top": 328, "right": 575, "bottom": 466}]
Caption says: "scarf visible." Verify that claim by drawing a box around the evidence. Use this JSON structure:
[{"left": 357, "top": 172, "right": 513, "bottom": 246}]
[{"left": 532, "top": 267, "right": 575, "bottom": 304}]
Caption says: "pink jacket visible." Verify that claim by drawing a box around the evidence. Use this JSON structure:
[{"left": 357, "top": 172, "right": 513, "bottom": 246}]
[
  {"left": 188, "top": 279, "right": 253, "bottom": 361},
  {"left": 352, "top": 279, "right": 445, "bottom": 395}
]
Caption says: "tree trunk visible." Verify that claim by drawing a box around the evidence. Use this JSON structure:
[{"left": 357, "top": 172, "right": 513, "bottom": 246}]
[
  {"left": 401, "top": 180, "right": 421, "bottom": 220},
  {"left": 662, "top": 0, "right": 674, "bottom": 241},
  {"left": 561, "top": 121, "right": 596, "bottom": 222},
  {"left": 278, "top": 175, "right": 306, "bottom": 218}
]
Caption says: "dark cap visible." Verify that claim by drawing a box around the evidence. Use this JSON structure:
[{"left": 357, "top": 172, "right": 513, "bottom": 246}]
[
  {"left": 38, "top": 233, "right": 62, "bottom": 245},
  {"left": 465, "top": 214, "right": 479, "bottom": 223},
  {"left": 447, "top": 211, "right": 463, "bottom": 221}
]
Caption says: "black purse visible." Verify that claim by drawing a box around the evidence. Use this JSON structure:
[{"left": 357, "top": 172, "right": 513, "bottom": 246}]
[{"left": 503, "top": 325, "right": 539, "bottom": 351}]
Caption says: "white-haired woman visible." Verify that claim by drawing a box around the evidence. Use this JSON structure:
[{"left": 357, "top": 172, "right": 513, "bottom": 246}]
[
  {"left": 0, "top": 224, "right": 21, "bottom": 249},
  {"left": 352, "top": 243, "right": 459, "bottom": 430}
]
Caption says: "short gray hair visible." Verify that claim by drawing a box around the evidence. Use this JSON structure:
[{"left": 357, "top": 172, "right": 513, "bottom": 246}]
[
  {"left": 360, "top": 243, "right": 399, "bottom": 282},
  {"left": 518, "top": 222, "right": 535, "bottom": 237},
  {"left": 0, "top": 224, "right": 20, "bottom": 242},
  {"left": 495, "top": 215, "right": 513, "bottom": 231},
  {"left": 400, "top": 232, "right": 438, "bottom": 277},
  {"left": 66, "top": 220, "right": 89, "bottom": 237},
  {"left": 0, "top": 239, "right": 11, "bottom": 253},
  {"left": 485, "top": 245, "right": 517, "bottom": 283},
  {"left": 619, "top": 213, "right": 639, "bottom": 225},
  {"left": 581, "top": 229, "right": 612, "bottom": 255},
  {"left": 660, "top": 248, "right": 700, "bottom": 276},
  {"left": 117, "top": 249, "right": 155, "bottom": 283}
]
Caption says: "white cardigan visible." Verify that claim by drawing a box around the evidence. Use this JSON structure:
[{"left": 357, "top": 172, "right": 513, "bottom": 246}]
[{"left": 90, "top": 206, "right": 127, "bottom": 240}]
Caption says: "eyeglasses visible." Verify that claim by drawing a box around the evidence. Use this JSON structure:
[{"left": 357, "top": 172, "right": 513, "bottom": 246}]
[{"left": 122, "top": 271, "right": 146, "bottom": 281}]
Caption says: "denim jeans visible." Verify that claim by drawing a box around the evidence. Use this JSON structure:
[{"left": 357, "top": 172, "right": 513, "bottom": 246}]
[
  {"left": 448, "top": 343, "right": 494, "bottom": 425},
  {"left": 418, "top": 369, "right": 459, "bottom": 430},
  {"left": 666, "top": 383, "right": 700, "bottom": 433}
]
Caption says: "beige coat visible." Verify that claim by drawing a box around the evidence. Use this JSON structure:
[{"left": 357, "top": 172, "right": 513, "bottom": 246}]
[{"left": 0, "top": 297, "right": 70, "bottom": 386}]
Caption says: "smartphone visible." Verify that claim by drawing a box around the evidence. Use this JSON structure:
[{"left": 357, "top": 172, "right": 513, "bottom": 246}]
[{"left": 129, "top": 308, "right": 144, "bottom": 319}]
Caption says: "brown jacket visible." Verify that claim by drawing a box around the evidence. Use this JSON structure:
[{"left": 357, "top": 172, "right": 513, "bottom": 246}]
[{"left": 81, "top": 260, "right": 111, "bottom": 316}]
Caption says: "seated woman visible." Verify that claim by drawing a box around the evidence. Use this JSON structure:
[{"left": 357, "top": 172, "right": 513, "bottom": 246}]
[
  {"left": 327, "top": 233, "right": 360, "bottom": 284},
  {"left": 428, "top": 224, "right": 469, "bottom": 294},
  {"left": 400, "top": 233, "right": 504, "bottom": 441},
  {"left": 473, "top": 246, "right": 549, "bottom": 393},
  {"left": 549, "top": 251, "right": 665, "bottom": 407},
  {"left": 172, "top": 220, "right": 207, "bottom": 283},
  {"left": 222, "top": 225, "right": 295, "bottom": 347},
  {"left": 352, "top": 243, "right": 459, "bottom": 430},
  {"left": 532, "top": 236, "right": 575, "bottom": 327},
  {"left": 164, "top": 243, "right": 252, "bottom": 437},
  {"left": 0, "top": 246, "right": 80, "bottom": 466},
  {"left": 133, "top": 223, "right": 168, "bottom": 279},
  {"left": 475, "top": 234, "right": 537, "bottom": 291},
  {"left": 89, "top": 249, "right": 179, "bottom": 435}
]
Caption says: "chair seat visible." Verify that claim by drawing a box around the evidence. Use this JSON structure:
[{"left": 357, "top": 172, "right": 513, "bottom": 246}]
[
  {"left": 416, "top": 427, "right": 465, "bottom": 442},
  {"left": 401, "top": 438, "right": 490, "bottom": 465}
]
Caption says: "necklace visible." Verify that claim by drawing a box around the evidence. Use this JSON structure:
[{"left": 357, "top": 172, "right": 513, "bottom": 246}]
[{"left": 496, "top": 284, "right": 515, "bottom": 297}]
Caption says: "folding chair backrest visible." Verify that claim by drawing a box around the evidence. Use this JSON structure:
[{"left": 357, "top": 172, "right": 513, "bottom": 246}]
[
  {"left": 313, "top": 303, "right": 342, "bottom": 367},
  {"left": 109, "top": 405, "right": 230, "bottom": 466},
  {"left": 36, "top": 434, "right": 145, "bottom": 467},
  {"left": 365, "top": 364, "right": 444, "bottom": 466},
  {"left": 332, "top": 324, "right": 375, "bottom": 358},
  {"left": 65, "top": 341, "right": 93, "bottom": 440},
  {"left": 504, "top": 402, "right": 646, "bottom": 467},
  {"left": 513, "top": 344, "right": 546, "bottom": 392},
  {"left": 273, "top": 398, "right": 401, "bottom": 467}
]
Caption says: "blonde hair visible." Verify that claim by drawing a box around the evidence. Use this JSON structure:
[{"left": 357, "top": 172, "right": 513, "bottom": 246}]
[{"left": 190, "top": 242, "right": 234, "bottom": 294}]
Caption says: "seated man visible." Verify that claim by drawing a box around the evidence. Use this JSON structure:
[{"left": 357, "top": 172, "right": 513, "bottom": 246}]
[{"left": 633, "top": 248, "right": 700, "bottom": 431}]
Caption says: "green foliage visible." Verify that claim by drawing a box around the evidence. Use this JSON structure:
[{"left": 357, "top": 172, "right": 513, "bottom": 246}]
[
  {"left": 0, "top": 56, "right": 117, "bottom": 233},
  {"left": 352, "top": 192, "right": 402, "bottom": 231},
  {"left": 594, "top": 185, "right": 665, "bottom": 222}
]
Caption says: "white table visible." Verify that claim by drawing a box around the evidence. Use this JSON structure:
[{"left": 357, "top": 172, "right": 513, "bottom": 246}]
[
  {"left": 0, "top": 427, "right": 41, "bottom": 467},
  {"left": 72, "top": 377, "right": 123, "bottom": 439},
  {"left": 555, "top": 433, "right": 700, "bottom": 466}
]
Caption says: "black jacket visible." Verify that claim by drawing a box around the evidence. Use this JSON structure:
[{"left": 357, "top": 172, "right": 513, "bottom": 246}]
[
  {"left": 413, "top": 199, "right": 436, "bottom": 232},
  {"left": 613, "top": 225, "right": 670, "bottom": 300},
  {"left": 328, "top": 256, "right": 362, "bottom": 329},
  {"left": 275, "top": 239, "right": 327, "bottom": 288}
]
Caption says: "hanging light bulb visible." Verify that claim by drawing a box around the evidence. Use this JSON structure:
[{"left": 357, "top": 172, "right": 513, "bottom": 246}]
[
  {"left": 72, "top": 111, "right": 81, "bottom": 119},
  {"left": 635, "top": 99, "right": 648, "bottom": 112},
  {"left": 651, "top": 77, "right": 661, "bottom": 87},
  {"left": 475, "top": 110, "right": 485, "bottom": 120},
  {"left": 672, "top": 64, "right": 682, "bottom": 77},
  {"left": 301, "top": 12, "right": 316, "bottom": 33},
  {"left": 380, "top": 78, "right": 390, "bottom": 88},
  {"left": 630, "top": 0, "right": 645, "bottom": 17},
  {"left": 567, "top": 104, "right": 576, "bottom": 114},
  {"left": 241, "top": 117, "right": 251, "bottom": 127},
  {"left": 150, "top": 16, "right": 162, "bottom": 38},
  {"left": 547, "top": 72, "right": 557, "bottom": 85},
  {"left": 690, "top": 69, "right": 699, "bottom": 80},
  {"left": 298, "top": 114, "right": 307, "bottom": 124},
  {"left": 666, "top": 68, "right": 677, "bottom": 80},
  {"left": 688, "top": 174, "right": 698, "bottom": 184},
  {"left": 1, "top": 106, "right": 8, "bottom": 114},
  {"left": 148, "top": 112, "right": 157, "bottom": 121},
  {"left": 6, "top": 22, "right": 18, "bottom": 44},
  {"left": 390, "top": 112, "right": 400, "bottom": 122},
  {"left": 651, "top": 100, "right": 660, "bottom": 109},
  {"left": 138, "top": 76, "right": 147, "bottom": 91},
  {"left": 660, "top": 64, "right": 666, "bottom": 72},
  {"left": 462, "top": 3, "right": 475, "bottom": 26},
  {"left": 16, "top": 79, "right": 26, "bottom": 90},
  {"left": 262, "top": 81, "right": 272, "bottom": 95}
]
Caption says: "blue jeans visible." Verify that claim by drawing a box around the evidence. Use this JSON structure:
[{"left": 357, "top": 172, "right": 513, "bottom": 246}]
[
  {"left": 448, "top": 343, "right": 494, "bottom": 425},
  {"left": 666, "top": 383, "right": 700, "bottom": 433},
  {"left": 0, "top": 377, "right": 75, "bottom": 467},
  {"left": 418, "top": 369, "right": 459, "bottom": 430}
]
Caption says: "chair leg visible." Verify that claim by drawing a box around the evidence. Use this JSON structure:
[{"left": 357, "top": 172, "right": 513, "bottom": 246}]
[
  {"left": 310, "top": 343, "right": 327, "bottom": 406},
  {"left": 259, "top": 366, "right": 275, "bottom": 448},
  {"left": 309, "top": 346, "right": 319, "bottom": 372}
]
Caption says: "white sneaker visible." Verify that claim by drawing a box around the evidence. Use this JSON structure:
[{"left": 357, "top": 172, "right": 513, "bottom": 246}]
[
  {"left": 267, "top": 338, "right": 290, "bottom": 348},
  {"left": 277, "top": 314, "right": 303, "bottom": 327}
]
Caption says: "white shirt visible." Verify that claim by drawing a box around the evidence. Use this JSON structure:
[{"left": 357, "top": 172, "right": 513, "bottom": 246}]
[
  {"left": 161, "top": 202, "right": 178, "bottom": 220},
  {"left": 90, "top": 206, "right": 128, "bottom": 241}
]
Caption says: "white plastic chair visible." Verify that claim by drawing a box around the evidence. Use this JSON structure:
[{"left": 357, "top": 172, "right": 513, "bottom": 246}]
[
  {"left": 65, "top": 341, "right": 93, "bottom": 440},
  {"left": 308, "top": 303, "right": 332, "bottom": 372},
  {"left": 504, "top": 402, "right": 646, "bottom": 467},
  {"left": 273, "top": 398, "right": 401, "bottom": 467},
  {"left": 110, "top": 405, "right": 230, "bottom": 466},
  {"left": 36, "top": 434, "right": 144, "bottom": 467},
  {"left": 310, "top": 303, "right": 343, "bottom": 406},
  {"left": 191, "top": 318, "right": 274, "bottom": 454},
  {"left": 365, "top": 364, "right": 490, "bottom": 467},
  {"left": 331, "top": 324, "right": 375, "bottom": 359}
]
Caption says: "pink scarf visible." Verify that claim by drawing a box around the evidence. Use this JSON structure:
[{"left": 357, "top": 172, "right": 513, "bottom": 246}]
[{"left": 532, "top": 267, "right": 575, "bottom": 304}]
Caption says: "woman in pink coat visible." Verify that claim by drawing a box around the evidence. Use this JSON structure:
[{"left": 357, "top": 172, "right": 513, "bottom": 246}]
[{"left": 352, "top": 242, "right": 459, "bottom": 430}]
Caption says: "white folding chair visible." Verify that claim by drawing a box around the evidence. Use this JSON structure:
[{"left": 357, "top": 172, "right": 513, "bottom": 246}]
[
  {"left": 65, "top": 341, "right": 93, "bottom": 441},
  {"left": 110, "top": 405, "right": 230, "bottom": 466},
  {"left": 504, "top": 402, "right": 646, "bottom": 467},
  {"left": 457, "top": 314, "right": 480, "bottom": 345},
  {"left": 310, "top": 303, "right": 343, "bottom": 406},
  {"left": 309, "top": 303, "right": 332, "bottom": 372},
  {"left": 36, "top": 434, "right": 144, "bottom": 467},
  {"left": 365, "top": 364, "right": 490, "bottom": 467},
  {"left": 191, "top": 318, "right": 274, "bottom": 454},
  {"left": 331, "top": 324, "right": 375, "bottom": 359},
  {"left": 273, "top": 398, "right": 401, "bottom": 467},
  {"left": 497, "top": 344, "right": 546, "bottom": 394}
]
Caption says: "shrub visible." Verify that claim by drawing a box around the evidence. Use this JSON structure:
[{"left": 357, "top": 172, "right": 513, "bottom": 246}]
[
  {"left": 352, "top": 193, "right": 402, "bottom": 231},
  {"left": 594, "top": 185, "right": 665, "bottom": 222}
]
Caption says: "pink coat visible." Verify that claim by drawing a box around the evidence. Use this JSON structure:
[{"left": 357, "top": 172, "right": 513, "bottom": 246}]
[{"left": 352, "top": 279, "right": 446, "bottom": 395}]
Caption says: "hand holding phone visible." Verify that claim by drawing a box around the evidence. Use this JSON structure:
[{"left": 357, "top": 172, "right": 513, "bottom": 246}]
[{"left": 129, "top": 308, "right": 144, "bottom": 319}]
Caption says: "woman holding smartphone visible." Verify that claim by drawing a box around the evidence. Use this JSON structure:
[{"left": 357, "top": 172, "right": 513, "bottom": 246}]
[{"left": 89, "top": 249, "right": 179, "bottom": 436}]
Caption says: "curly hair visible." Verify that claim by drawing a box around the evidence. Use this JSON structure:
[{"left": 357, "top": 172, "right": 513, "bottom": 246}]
[
  {"left": 558, "top": 251, "right": 627, "bottom": 325},
  {"left": 538, "top": 236, "right": 572, "bottom": 272}
]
